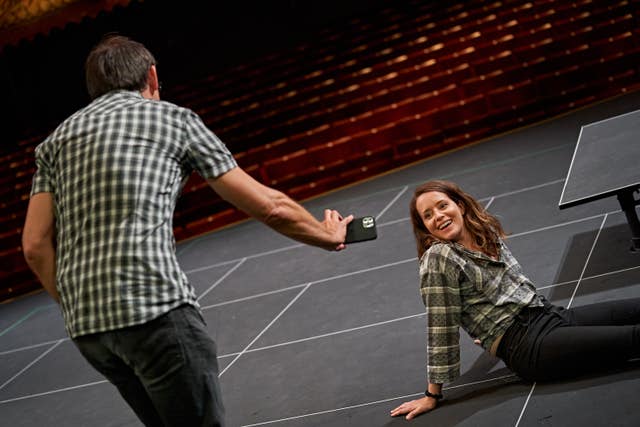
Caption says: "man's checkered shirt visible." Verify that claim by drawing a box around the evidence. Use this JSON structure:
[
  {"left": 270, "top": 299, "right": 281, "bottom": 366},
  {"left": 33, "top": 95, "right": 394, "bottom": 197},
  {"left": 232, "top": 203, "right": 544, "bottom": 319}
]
[
  {"left": 420, "top": 240, "right": 543, "bottom": 384},
  {"left": 30, "top": 90, "right": 237, "bottom": 338}
]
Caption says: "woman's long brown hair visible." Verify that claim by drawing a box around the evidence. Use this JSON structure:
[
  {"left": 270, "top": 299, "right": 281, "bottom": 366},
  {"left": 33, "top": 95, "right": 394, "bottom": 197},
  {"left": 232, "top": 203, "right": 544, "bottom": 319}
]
[{"left": 409, "top": 180, "right": 506, "bottom": 259}]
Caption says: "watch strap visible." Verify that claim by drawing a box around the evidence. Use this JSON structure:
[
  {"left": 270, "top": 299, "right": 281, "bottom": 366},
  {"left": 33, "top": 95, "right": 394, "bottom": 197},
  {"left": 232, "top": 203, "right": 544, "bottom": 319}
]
[{"left": 424, "top": 390, "right": 443, "bottom": 400}]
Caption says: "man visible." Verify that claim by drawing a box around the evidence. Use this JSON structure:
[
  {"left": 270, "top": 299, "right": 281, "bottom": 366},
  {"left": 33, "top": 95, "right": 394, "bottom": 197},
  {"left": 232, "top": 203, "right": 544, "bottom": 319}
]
[{"left": 22, "top": 35, "right": 352, "bottom": 427}]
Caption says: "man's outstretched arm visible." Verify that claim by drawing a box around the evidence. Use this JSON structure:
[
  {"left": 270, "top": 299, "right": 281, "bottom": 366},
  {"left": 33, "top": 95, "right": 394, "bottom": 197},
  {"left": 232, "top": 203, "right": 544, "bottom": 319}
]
[{"left": 207, "top": 167, "right": 352, "bottom": 251}]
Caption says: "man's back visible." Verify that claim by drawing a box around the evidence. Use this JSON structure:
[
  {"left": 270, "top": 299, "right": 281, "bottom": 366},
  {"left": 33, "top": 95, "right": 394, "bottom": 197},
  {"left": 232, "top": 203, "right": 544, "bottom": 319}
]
[{"left": 33, "top": 90, "right": 236, "bottom": 337}]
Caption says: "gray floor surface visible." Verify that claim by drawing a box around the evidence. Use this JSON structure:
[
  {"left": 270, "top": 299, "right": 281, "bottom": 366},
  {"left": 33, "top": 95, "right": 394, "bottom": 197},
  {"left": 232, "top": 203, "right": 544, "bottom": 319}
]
[{"left": 2, "top": 91, "right": 640, "bottom": 426}]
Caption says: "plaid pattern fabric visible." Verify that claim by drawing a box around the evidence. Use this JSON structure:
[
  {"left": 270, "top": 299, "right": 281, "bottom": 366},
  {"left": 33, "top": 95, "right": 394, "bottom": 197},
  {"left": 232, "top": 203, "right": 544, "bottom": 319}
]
[
  {"left": 30, "top": 90, "right": 237, "bottom": 338},
  {"left": 419, "top": 240, "right": 543, "bottom": 384}
]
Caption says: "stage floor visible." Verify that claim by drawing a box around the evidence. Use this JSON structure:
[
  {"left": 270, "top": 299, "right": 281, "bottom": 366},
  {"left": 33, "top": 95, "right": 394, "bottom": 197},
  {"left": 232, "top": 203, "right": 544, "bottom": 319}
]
[{"left": 2, "top": 90, "right": 640, "bottom": 426}]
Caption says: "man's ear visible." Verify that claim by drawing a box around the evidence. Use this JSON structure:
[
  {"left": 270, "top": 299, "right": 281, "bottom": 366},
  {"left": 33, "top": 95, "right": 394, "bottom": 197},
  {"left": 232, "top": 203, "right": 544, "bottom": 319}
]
[
  {"left": 142, "top": 65, "right": 160, "bottom": 100},
  {"left": 149, "top": 65, "right": 159, "bottom": 93}
]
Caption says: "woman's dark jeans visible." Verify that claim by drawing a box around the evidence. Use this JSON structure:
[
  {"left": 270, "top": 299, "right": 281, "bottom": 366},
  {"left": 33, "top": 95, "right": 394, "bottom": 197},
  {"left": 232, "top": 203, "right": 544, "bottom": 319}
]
[
  {"left": 497, "top": 298, "right": 640, "bottom": 381},
  {"left": 74, "top": 304, "right": 225, "bottom": 427}
]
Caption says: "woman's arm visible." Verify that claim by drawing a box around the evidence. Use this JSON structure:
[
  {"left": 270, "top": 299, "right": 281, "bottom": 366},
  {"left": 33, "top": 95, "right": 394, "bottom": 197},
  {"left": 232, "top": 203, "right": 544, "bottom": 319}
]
[
  {"left": 422, "top": 245, "right": 463, "bottom": 384},
  {"left": 390, "top": 245, "right": 463, "bottom": 420},
  {"left": 390, "top": 383, "right": 442, "bottom": 420}
]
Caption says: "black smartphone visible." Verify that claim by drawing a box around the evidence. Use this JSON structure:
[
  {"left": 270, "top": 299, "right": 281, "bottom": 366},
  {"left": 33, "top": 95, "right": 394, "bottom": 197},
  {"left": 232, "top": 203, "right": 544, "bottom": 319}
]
[{"left": 345, "top": 216, "right": 377, "bottom": 244}]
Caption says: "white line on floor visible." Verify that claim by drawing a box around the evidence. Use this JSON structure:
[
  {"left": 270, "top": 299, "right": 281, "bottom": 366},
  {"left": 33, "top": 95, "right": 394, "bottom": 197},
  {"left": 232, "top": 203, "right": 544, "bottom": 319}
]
[
  {"left": 185, "top": 244, "right": 303, "bottom": 273},
  {"left": 376, "top": 185, "right": 408, "bottom": 221},
  {"left": 536, "top": 264, "right": 640, "bottom": 291},
  {"left": 0, "top": 338, "right": 69, "bottom": 356},
  {"left": 514, "top": 214, "right": 607, "bottom": 427},
  {"left": 218, "top": 283, "right": 312, "bottom": 378},
  {"left": 508, "top": 211, "right": 617, "bottom": 239},
  {"left": 241, "top": 374, "right": 518, "bottom": 426},
  {"left": 0, "top": 380, "right": 109, "bottom": 404},
  {"left": 480, "top": 178, "right": 565, "bottom": 202},
  {"left": 217, "top": 313, "right": 426, "bottom": 359},
  {"left": 567, "top": 215, "right": 608, "bottom": 309},
  {"left": 484, "top": 196, "right": 496, "bottom": 210},
  {"left": 201, "top": 284, "right": 309, "bottom": 309},
  {"left": 514, "top": 383, "right": 537, "bottom": 427},
  {"left": 0, "top": 339, "right": 65, "bottom": 392},
  {"left": 196, "top": 258, "right": 246, "bottom": 302}
]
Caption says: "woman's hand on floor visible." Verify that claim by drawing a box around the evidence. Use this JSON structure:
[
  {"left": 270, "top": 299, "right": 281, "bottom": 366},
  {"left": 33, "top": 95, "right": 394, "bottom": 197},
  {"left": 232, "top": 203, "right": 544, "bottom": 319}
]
[{"left": 390, "top": 396, "right": 437, "bottom": 420}]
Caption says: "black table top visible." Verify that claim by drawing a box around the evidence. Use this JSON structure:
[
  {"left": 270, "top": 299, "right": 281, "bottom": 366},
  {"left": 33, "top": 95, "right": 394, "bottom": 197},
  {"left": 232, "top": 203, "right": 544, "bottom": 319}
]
[{"left": 559, "top": 109, "right": 640, "bottom": 209}]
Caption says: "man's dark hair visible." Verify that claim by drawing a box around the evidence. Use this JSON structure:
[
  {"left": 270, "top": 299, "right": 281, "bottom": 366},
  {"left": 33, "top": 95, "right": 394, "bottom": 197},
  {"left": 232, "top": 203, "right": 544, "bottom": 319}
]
[{"left": 85, "top": 35, "right": 156, "bottom": 100}]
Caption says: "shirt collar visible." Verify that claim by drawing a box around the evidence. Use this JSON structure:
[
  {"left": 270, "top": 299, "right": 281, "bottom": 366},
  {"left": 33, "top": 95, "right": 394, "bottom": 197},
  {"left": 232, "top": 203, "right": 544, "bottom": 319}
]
[
  {"left": 448, "top": 240, "right": 504, "bottom": 263},
  {"left": 108, "top": 89, "right": 144, "bottom": 98},
  {"left": 94, "top": 89, "right": 144, "bottom": 102}
]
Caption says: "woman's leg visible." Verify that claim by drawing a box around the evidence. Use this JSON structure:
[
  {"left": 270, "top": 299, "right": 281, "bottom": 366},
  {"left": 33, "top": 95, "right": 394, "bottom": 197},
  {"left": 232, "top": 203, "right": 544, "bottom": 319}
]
[
  {"left": 562, "top": 298, "right": 640, "bottom": 327},
  {"left": 534, "top": 298, "right": 640, "bottom": 380}
]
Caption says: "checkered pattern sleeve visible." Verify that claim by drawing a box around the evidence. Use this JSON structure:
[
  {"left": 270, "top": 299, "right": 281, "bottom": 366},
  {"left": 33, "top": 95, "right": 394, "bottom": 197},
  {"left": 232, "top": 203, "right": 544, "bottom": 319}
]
[
  {"left": 30, "top": 138, "right": 55, "bottom": 195},
  {"left": 183, "top": 110, "right": 237, "bottom": 179},
  {"left": 420, "top": 244, "right": 463, "bottom": 384}
]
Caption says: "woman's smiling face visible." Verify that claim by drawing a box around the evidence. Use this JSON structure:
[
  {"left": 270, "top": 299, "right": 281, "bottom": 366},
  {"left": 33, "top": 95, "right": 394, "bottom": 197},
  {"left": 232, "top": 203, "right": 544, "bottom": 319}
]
[{"left": 415, "top": 191, "right": 469, "bottom": 245}]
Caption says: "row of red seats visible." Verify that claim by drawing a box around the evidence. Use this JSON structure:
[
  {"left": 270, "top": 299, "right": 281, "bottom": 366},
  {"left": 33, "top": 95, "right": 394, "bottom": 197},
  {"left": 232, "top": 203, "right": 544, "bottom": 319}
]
[
  {"left": 216, "top": 24, "right": 638, "bottom": 173},
  {"left": 2, "top": 0, "right": 640, "bottom": 300},
  {"left": 171, "top": 0, "right": 630, "bottom": 134},
  {"left": 191, "top": 1, "right": 636, "bottom": 154},
  {"left": 168, "top": 0, "right": 442, "bottom": 107}
]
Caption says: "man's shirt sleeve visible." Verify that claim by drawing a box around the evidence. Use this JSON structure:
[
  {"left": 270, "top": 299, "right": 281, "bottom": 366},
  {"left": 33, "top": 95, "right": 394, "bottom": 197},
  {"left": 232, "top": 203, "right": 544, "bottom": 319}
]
[
  {"left": 30, "top": 141, "right": 55, "bottom": 196},
  {"left": 420, "top": 244, "right": 463, "bottom": 384},
  {"left": 183, "top": 110, "right": 237, "bottom": 179}
]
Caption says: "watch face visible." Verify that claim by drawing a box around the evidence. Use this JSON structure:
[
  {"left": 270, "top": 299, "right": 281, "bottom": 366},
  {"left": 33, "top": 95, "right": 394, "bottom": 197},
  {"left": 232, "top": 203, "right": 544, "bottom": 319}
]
[{"left": 362, "top": 216, "right": 375, "bottom": 228}]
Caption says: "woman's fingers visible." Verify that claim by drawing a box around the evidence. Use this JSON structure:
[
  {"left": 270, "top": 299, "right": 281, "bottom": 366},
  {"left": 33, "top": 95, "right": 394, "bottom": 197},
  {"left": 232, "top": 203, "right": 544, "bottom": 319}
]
[
  {"left": 391, "top": 397, "right": 436, "bottom": 419},
  {"left": 406, "top": 407, "right": 421, "bottom": 420},
  {"left": 390, "top": 401, "right": 414, "bottom": 416}
]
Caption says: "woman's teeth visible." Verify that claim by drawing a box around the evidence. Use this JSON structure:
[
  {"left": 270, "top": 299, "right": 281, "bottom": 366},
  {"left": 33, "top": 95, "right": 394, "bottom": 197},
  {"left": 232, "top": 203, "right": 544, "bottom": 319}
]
[{"left": 438, "top": 220, "right": 452, "bottom": 230}]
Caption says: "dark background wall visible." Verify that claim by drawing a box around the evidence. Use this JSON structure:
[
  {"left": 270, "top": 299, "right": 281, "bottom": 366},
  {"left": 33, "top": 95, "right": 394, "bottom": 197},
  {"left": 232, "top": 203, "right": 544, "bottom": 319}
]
[
  {"left": 2, "top": 0, "right": 639, "bottom": 300},
  {"left": 0, "top": 0, "right": 394, "bottom": 147}
]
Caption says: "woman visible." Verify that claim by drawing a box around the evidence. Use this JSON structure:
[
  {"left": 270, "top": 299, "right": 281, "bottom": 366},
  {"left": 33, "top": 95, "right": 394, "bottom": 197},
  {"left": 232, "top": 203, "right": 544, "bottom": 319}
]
[{"left": 390, "top": 180, "right": 640, "bottom": 420}]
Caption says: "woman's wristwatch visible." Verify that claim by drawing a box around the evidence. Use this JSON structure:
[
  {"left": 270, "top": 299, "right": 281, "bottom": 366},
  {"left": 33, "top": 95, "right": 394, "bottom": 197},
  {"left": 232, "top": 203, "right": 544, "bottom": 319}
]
[{"left": 424, "top": 390, "right": 443, "bottom": 400}]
